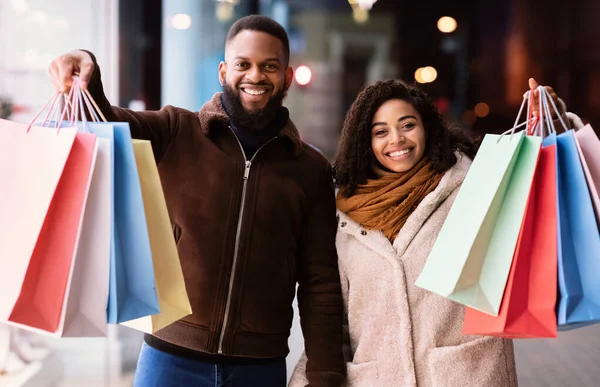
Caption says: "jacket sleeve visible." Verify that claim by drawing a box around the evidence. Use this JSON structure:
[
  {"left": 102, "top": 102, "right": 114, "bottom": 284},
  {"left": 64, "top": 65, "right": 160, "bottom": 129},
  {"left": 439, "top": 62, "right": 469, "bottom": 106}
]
[
  {"left": 556, "top": 98, "right": 586, "bottom": 131},
  {"left": 566, "top": 112, "right": 585, "bottom": 130},
  {"left": 289, "top": 323, "right": 352, "bottom": 387},
  {"left": 83, "top": 50, "right": 179, "bottom": 163},
  {"left": 290, "top": 257, "right": 352, "bottom": 387},
  {"left": 296, "top": 162, "right": 346, "bottom": 387}
]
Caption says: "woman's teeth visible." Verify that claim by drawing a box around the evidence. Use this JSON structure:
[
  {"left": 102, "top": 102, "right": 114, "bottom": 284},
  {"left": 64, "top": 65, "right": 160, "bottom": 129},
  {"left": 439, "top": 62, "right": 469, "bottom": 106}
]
[{"left": 388, "top": 149, "right": 412, "bottom": 157}]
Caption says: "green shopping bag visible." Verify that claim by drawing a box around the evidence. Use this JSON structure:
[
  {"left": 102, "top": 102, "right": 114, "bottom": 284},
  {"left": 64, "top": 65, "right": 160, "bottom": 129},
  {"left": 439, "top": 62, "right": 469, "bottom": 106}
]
[{"left": 415, "top": 131, "right": 541, "bottom": 315}]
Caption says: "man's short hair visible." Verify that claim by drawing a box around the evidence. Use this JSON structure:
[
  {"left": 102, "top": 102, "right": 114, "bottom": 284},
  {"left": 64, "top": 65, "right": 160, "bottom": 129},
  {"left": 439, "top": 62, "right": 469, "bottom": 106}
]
[{"left": 226, "top": 15, "right": 290, "bottom": 65}]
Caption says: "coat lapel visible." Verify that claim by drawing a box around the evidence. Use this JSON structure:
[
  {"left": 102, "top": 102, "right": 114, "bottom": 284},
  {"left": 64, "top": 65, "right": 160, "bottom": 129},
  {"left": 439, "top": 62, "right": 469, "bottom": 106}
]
[
  {"left": 393, "top": 153, "right": 471, "bottom": 256},
  {"left": 337, "top": 211, "right": 398, "bottom": 263}
]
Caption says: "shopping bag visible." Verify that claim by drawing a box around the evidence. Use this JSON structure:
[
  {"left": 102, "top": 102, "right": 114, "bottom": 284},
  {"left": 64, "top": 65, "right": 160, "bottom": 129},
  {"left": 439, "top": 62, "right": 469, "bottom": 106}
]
[
  {"left": 574, "top": 124, "right": 600, "bottom": 227},
  {"left": 61, "top": 137, "right": 112, "bottom": 337},
  {"left": 415, "top": 131, "right": 541, "bottom": 315},
  {"left": 121, "top": 140, "right": 192, "bottom": 333},
  {"left": 8, "top": 132, "right": 98, "bottom": 335},
  {"left": 550, "top": 130, "right": 600, "bottom": 329},
  {"left": 0, "top": 119, "right": 77, "bottom": 321},
  {"left": 66, "top": 83, "right": 158, "bottom": 324},
  {"left": 462, "top": 144, "right": 557, "bottom": 337},
  {"left": 85, "top": 122, "right": 159, "bottom": 323}
]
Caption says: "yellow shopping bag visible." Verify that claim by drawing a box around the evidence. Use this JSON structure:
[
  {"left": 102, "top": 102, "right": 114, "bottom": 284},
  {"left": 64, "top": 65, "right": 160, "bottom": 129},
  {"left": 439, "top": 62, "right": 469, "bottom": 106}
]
[{"left": 121, "top": 140, "right": 192, "bottom": 333}]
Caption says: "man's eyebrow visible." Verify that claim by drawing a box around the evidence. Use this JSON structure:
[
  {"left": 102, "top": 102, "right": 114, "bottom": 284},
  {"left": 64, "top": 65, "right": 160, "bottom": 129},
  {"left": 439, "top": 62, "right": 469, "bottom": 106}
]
[{"left": 232, "top": 56, "right": 281, "bottom": 63}]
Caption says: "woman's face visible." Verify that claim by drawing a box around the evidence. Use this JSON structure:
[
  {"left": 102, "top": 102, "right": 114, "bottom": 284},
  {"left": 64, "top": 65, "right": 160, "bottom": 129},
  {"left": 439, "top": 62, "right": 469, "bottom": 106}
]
[{"left": 370, "top": 99, "right": 427, "bottom": 173}]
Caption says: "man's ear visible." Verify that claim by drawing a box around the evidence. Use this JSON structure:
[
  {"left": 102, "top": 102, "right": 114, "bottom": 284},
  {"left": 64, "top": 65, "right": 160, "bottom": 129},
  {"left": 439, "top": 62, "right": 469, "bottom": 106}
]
[
  {"left": 218, "top": 61, "right": 227, "bottom": 86},
  {"left": 284, "top": 66, "right": 294, "bottom": 90}
]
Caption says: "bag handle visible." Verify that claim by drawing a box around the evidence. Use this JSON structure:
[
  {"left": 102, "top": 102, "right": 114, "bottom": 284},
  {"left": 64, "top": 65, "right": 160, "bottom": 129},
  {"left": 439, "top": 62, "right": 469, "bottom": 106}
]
[
  {"left": 39, "top": 78, "right": 80, "bottom": 129},
  {"left": 25, "top": 92, "right": 62, "bottom": 133},
  {"left": 499, "top": 91, "right": 536, "bottom": 141},
  {"left": 540, "top": 86, "right": 556, "bottom": 135},
  {"left": 82, "top": 87, "right": 107, "bottom": 123},
  {"left": 53, "top": 76, "right": 103, "bottom": 132},
  {"left": 540, "top": 86, "right": 569, "bottom": 133}
]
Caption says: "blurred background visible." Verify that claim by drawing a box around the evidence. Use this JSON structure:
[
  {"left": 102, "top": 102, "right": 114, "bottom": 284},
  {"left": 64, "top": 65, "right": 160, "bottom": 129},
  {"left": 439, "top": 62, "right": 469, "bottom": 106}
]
[{"left": 1, "top": 0, "right": 599, "bottom": 386}]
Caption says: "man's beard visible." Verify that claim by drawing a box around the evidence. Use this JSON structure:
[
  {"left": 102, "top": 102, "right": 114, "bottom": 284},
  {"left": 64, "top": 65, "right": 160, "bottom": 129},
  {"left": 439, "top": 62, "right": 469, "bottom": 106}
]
[{"left": 222, "top": 82, "right": 285, "bottom": 132}]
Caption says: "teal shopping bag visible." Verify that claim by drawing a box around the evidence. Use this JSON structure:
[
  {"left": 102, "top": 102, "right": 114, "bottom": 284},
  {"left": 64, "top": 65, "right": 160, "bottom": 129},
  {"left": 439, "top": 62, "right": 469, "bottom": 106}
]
[{"left": 415, "top": 131, "right": 541, "bottom": 315}]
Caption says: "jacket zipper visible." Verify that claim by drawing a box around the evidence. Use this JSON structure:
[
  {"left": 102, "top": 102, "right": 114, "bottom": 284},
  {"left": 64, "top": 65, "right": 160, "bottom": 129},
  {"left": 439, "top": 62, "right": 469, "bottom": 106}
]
[{"left": 218, "top": 127, "right": 278, "bottom": 354}]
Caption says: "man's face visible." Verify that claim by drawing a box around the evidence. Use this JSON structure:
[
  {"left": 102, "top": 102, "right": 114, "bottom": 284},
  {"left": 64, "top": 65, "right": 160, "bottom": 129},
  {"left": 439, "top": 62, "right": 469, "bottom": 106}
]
[{"left": 219, "top": 30, "right": 293, "bottom": 129}]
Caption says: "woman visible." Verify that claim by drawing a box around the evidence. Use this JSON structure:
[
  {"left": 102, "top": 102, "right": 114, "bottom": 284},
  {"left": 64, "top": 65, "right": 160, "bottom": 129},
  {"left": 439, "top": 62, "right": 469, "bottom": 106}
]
[{"left": 289, "top": 79, "right": 583, "bottom": 386}]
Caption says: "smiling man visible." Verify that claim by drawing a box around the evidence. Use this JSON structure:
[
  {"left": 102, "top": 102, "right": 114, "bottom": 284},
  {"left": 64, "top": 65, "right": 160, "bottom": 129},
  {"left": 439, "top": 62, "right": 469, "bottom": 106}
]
[
  {"left": 219, "top": 20, "right": 294, "bottom": 159},
  {"left": 48, "top": 15, "right": 345, "bottom": 387}
]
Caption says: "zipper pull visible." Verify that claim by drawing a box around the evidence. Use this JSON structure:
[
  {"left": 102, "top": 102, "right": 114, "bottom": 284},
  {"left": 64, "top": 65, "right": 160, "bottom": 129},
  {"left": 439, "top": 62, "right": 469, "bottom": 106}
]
[{"left": 243, "top": 161, "right": 251, "bottom": 180}]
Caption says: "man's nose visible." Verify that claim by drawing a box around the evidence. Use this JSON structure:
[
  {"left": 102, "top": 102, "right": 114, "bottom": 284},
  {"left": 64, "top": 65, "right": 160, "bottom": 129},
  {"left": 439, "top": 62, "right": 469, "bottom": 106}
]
[{"left": 246, "top": 65, "right": 264, "bottom": 83}]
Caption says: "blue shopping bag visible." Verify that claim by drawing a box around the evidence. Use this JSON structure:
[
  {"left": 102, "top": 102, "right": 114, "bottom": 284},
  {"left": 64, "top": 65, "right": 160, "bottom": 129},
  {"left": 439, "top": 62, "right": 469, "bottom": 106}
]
[
  {"left": 545, "top": 131, "right": 600, "bottom": 330},
  {"left": 85, "top": 122, "right": 160, "bottom": 323}
]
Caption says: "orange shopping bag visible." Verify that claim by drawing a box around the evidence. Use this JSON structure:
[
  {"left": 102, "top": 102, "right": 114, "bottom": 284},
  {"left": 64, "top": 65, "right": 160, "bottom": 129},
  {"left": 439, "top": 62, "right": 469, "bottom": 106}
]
[{"left": 462, "top": 143, "right": 558, "bottom": 338}]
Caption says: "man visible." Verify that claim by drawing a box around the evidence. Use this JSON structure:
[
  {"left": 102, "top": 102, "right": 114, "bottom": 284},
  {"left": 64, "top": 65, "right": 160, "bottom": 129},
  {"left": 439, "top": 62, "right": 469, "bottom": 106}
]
[{"left": 48, "top": 15, "right": 345, "bottom": 387}]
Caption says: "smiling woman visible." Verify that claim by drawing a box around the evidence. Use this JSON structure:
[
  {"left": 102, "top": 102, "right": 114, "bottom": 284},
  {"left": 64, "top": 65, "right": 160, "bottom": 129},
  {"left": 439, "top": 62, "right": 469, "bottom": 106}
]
[
  {"left": 370, "top": 99, "right": 427, "bottom": 173},
  {"left": 335, "top": 79, "right": 477, "bottom": 198},
  {"left": 288, "top": 78, "right": 519, "bottom": 387}
]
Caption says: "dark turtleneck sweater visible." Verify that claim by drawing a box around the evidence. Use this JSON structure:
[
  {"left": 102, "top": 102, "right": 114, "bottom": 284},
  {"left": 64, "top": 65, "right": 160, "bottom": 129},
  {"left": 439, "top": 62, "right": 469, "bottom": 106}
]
[{"left": 220, "top": 94, "right": 289, "bottom": 159}]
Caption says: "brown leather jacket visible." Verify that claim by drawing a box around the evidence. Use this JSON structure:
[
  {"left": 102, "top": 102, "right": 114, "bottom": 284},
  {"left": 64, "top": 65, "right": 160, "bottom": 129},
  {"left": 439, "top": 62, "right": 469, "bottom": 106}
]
[{"left": 86, "top": 57, "right": 345, "bottom": 386}]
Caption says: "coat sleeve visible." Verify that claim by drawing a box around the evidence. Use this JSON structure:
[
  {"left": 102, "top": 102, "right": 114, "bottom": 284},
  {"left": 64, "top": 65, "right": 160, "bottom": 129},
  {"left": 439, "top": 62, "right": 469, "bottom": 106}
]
[
  {"left": 83, "top": 50, "right": 180, "bottom": 163},
  {"left": 556, "top": 98, "right": 585, "bottom": 131}
]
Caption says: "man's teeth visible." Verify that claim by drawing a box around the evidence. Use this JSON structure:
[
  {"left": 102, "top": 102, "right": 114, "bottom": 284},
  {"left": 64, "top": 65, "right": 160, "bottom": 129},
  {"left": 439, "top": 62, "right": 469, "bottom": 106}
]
[
  {"left": 243, "top": 89, "right": 267, "bottom": 96},
  {"left": 388, "top": 149, "right": 412, "bottom": 157}
]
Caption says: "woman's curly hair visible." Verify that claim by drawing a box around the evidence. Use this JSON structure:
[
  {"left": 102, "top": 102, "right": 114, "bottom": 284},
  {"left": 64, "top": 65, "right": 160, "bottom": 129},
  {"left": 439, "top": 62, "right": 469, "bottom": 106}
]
[{"left": 334, "top": 79, "right": 477, "bottom": 197}]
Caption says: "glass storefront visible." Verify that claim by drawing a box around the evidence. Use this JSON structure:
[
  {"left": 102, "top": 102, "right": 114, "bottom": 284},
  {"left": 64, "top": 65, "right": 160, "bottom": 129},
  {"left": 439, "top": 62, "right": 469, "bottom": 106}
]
[{"left": 0, "top": 0, "right": 119, "bottom": 123}]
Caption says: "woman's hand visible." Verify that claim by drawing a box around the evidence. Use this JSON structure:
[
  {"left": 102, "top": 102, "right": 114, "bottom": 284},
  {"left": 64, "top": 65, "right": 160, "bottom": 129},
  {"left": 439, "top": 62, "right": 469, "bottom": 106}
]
[{"left": 529, "top": 77, "right": 562, "bottom": 119}]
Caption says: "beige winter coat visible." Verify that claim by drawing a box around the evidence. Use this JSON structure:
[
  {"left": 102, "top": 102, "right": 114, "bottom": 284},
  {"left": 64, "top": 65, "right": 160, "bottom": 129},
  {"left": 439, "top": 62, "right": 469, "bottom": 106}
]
[
  {"left": 290, "top": 153, "right": 518, "bottom": 387},
  {"left": 289, "top": 112, "right": 585, "bottom": 387}
]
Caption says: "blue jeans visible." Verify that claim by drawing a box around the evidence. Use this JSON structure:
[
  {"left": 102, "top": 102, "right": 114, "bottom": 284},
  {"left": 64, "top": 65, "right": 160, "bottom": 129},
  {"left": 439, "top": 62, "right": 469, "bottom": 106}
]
[{"left": 133, "top": 343, "right": 287, "bottom": 387}]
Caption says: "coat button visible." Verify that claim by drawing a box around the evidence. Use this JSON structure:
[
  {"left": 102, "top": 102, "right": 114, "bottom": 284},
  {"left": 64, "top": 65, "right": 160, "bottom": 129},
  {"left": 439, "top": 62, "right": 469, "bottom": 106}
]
[
  {"left": 340, "top": 221, "right": 347, "bottom": 227},
  {"left": 361, "top": 230, "right": 367, "bottom": 236}
]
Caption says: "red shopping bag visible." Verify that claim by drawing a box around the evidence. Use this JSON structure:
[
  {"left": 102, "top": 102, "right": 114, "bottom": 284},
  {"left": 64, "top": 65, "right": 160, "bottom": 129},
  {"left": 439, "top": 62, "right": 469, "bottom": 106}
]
[
  {"left": 8, "top": 132, "right": 98, "bottom": 334},
  {"left": 462, "top": 144, "right": 558, "bottom": 338}
]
